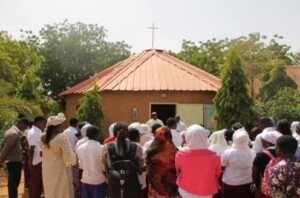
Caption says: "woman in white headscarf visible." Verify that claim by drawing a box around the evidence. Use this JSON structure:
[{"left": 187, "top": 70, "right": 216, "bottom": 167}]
[
  {"left": 252, "top": 130, "right": 282, "bottom": 197},
  {"left": 140, "top": 123, "right": 154, "bottom": 145},
  {"left": 40, "top": 113, "right": 76, "bottom": 198},
  {"left": 291, "top": 121, "right": 300, "bottom": 136},
  {"left": 209, "top": 131, "right": 230, "bottom": 156},
  {"left": 222, "top": 130, "right": 256, "bottom": 198},
  {"left": 291, "top": 121, "right": 300, "bottom": 144},
  {"left": 176, "top": 124, "right": 221, "bottom": 198},
  {"left": 128, "top": 122, "right": 142, "bottom": 132}
]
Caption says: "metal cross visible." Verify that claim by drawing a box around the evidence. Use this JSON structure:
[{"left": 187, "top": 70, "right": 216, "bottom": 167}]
[{"left": 148, "top": 23, "right": 158, "bottom": 49}]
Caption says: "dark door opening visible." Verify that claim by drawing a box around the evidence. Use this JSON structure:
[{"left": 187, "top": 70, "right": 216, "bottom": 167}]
[{"left": 150, "top": 104, "right": 176, "bottom": 125}]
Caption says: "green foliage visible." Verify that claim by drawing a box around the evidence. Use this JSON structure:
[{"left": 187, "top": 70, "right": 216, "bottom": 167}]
[
  {"left": 266, "top": 35, "right": 294, "bottom": 65},
  {"left": 255, "top": 87, "right": 300, "bottom": 122},
  {"left": 213, "top": 47, "right": 254, "bottom": 129},
  {"left": 0, "top": 31, "right": 42, "bottom": 96},
  {"left": 40, "top": 99, "right": 60, "bottom": 116},
  {"left": 17, "top": 66, "right": 44, "bottom": 101},
  {"left": 46, "top": 100, "right": 60, "bottom": 115},
  {"left": 38, "top": 20, "right": 131, "bottom": 97},
  {"left": 0, "top": 79, "right": 13, "bottom": 96},
  {"left": 0, "top": 80, "right": 42, "bottom": 121},
  {"left": 0, "top": 31, "right": 43, "bottom": 140},
  {"left": 173, "top": 39, "right": 227, "bottom": 76},
  {"left": 0, "top": 96, "right": 42, "bottom": 121},
  {"left": 229, "top": 33, "right": 269, "bottom": 98},
  {"left": 259, "top": 60, "right": 297, "bottom": 102},
  {"left": 0, "top": 116, "right": 12, "bottom": 148},
  {"left": 0, "top": 30, "right": 44, "bottom": 104},
  {"left": 76, "top": 85, "right": 104, "bottom": 130},
  {"left": 293, "top": 52, "right": 300, "bottom": 65},
  {"left": 173, "top": 33, "right": 298, "bottom": 100},
  {"left": 0, "top": 77, "right": 42, "bottom": 135}
]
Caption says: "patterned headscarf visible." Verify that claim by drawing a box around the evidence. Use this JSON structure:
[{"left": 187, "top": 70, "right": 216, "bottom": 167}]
[
  {"left": 146, "top": 127, "right": 179, "bottom": 196},
  {"left": 154, "top": 127, "right": 172, "bottom": 143}
]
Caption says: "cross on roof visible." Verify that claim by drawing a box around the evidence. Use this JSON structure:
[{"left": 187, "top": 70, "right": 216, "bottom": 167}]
[{"left": 148, "top": 23, "right": 158, "bottom": 49}]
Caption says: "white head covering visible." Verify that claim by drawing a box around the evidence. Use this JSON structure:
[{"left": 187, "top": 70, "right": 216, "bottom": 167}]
[
  {"left": 220, "top": 129, "right": 227, "bottom": 134},
  {"left": 139, "top": 124, "right": 154, "bottom": 145},
  {"left": 140, "top": 124, "right": 151, "bottom": 135},
  {"left": 81, "top": 123, "right": 92, "bottom": 137},
  {"left": 209, "top": 130, "right": 229, "bottom": 155},
  {"left": 128, "top": 122, "right": 142, "bottom": 133},
  {"left": 252, "top": 127, "right": 275, "bottom": 153},
  {"left": 232, "top": 130, "right": 250, "bottom": 149},
  {"left": 291, "top": 121, "right": 300, "bottom": 135},
  {"left": 108, "top": 123, "right": 116, "bottom": 137},
  {"left": 261, "top": 130, "right": 282, "bottom": 145},
  {"left": 185, "top": 124, "right": 209, "bottom": 149},
  {"left": 46, "top": 113, "right": 66, "bottom": 127},
  {"left": 209, "top": 131, "right": 228, "bottom": 145}
]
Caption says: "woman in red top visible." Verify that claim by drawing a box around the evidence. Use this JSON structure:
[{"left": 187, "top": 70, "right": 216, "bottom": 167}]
[{"left": 176, "top": 124, "right": 221, "bottom": 198}]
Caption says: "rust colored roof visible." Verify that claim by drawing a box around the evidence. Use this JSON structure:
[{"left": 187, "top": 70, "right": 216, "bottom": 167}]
[{"left": 59, "top": 49, "right": 221, "bottom": 96}]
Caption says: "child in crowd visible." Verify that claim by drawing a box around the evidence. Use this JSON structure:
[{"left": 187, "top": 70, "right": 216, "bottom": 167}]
[{"left": 76, "top": 126, "right": 106, "bottom": 198}]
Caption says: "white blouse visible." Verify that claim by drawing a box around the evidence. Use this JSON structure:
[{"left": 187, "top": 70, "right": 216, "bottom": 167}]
[
  {"left": 221, "top": 147, "right": 256, "bottom": 185},
  {"left": 76, "top": 140, "right": 106, "bottom": 185}
]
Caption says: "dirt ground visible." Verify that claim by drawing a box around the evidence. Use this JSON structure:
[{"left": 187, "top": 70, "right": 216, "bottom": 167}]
[{"left": 0, "top": 168, "right": 25, "bottom": 198}]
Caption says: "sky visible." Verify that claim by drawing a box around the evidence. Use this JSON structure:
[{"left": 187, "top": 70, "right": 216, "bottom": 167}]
[{"left": 0, "top": 0, "right": 299, "bottom": 53}]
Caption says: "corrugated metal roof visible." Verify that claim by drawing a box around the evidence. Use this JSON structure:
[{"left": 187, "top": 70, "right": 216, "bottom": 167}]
[{"left": 59, "top": 49, "right": 221, "bottom": 96}]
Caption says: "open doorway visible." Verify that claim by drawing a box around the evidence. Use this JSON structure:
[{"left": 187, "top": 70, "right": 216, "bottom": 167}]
[{"left": 150, "top": 104, "right": 176, "bottom": 125}]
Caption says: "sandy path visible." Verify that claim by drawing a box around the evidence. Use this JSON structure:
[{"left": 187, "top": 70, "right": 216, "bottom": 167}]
[{"left": 0, "top": 168, "right": 24, "bottom": 198}]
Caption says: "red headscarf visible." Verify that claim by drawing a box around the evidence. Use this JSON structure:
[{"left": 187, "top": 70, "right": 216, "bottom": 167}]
[{"left": 146, "top": 127, "right": 179, "bottom": 196}]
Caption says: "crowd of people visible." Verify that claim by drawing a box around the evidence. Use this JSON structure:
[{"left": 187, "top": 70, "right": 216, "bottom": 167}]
[{"left": 0, "top": 112, "right": 300, "bottom": 198}]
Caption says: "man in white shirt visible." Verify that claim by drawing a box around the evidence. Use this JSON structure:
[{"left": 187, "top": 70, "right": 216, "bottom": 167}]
[
  {"left": 63, "top": 118, "right": 79, "bottom": 151},
  {"left": 166, "top": 117, "right": 183, "bottom": 147},
  {"left": 146, "top": 112, "right": 164, "bottom": 128},
  {"left": 175, "top": 115, "right": 187, "bottom": 132},
  {"left": 27, "top": 116, "right": 46, "bottom": 198},
  {"left": 76, "top": 125, "right": 106, "bottom": 198}
]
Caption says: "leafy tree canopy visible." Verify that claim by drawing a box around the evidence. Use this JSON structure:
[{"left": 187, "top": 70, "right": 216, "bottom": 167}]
[
  {"left": 255, "top": 87, "right": 300, "bottom": 122},
  {"left": 0, "top": 31, "right": 42, "bottom": 121},
  {"left": 0, "top": 31, "right": 42, "bottom": 100},
  {"left": 293, "top": 52, "right": 300, "bottom": 65},
  {"left": 0, "top": 32, "right": 41, "bottom": 148},
  {"left": 171, "top": 38, "right": 227, "bottom": 76},
  {"left": 259, "top": 60, "right": 297, "bottom": 102},
  {"left": 213, "top": 47, "right": 254, "bottom": 129},
  {"left": 76, "top": 85, "right": 104, "bottom": 130},
  {"left": 171, "top": 33, "right": 299, "bottom": 99},
  {"left": 38, "top": 20, "right": 131, "bottom": 97}
]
